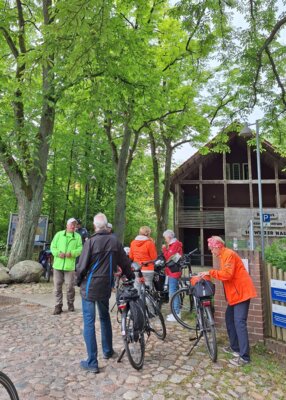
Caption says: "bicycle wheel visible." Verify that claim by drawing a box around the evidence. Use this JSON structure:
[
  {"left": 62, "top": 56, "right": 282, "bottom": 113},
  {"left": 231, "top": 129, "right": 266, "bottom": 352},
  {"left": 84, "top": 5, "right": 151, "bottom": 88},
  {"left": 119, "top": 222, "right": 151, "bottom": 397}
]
[
  {"left": 44, "top": 263, "right": 52, "bottom": 282},
  {"left": 122, "top": 308, "right": 145, "bottom": 370},
  {"left": 145, "top": 292, "right": 166, "bottom": 340},
  {"left": 170, "top": 287, "right": 196, "bottom": 330},
  {"left": 201, "top": 305, "right": 217, "bottom": 362},
  {"left": 0, "top": 371, "right": 20, "bottom": 400}
]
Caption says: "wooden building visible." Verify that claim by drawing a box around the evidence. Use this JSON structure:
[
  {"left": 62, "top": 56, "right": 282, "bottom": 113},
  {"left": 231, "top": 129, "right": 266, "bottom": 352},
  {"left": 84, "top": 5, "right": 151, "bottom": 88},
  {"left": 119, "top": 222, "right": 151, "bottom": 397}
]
[{"left": 170, "top": 131, "right": 286, "bottom": 265}]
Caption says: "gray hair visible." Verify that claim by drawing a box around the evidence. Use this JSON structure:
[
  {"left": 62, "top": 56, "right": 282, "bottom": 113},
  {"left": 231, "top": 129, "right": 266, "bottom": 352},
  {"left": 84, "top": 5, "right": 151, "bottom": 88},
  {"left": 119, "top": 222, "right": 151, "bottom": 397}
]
[
  {"left": 93, "top": 213, "right": 108, "bottom": 230},
  {"left": 163, "top": 229, "right": 175, "bottom": 239}
]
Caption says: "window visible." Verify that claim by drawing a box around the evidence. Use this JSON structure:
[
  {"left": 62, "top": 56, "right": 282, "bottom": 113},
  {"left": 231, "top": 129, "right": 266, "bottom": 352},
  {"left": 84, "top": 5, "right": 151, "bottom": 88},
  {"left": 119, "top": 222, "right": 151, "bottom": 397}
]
[
  {"left": 232, "top": 163, "right": 241, "bottom": 180},
  {"left": 226, "top": 163, "right": 230, "bottom": 180},
  {"left": 225, "top": 163, "right": 249, "bottom": 180}
]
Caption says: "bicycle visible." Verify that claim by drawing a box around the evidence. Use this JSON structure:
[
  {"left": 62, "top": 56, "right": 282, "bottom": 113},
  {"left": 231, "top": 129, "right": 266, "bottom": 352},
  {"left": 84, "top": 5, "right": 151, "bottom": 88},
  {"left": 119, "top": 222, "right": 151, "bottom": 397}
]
[
  {"left": 146, "top": 248, "right": 198, "bottom": 310},
  {"left": 170, "top": 274, "right": 217, "bottom": 362},
  {"left": 37, "top": 241, "right": 53, "bottom": 282},
  {"left": 117, "top": 262, "right": 166, "bottom": 370},
  {"left": 0, "top": 371, "right": 20, "bottom": 400}
]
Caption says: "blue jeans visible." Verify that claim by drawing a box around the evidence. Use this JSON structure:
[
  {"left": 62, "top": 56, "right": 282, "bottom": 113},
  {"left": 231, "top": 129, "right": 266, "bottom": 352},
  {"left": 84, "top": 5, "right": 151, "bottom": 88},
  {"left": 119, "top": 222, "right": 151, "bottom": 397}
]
[
  {"left": 82, "top": 297, "right": 113, "bottom": 368},
  {"left": 225, "top": 300, "right": 250, "bottom": 361},
  {"left": 169, "top": 277, "right": 180, "bottom": 314}
]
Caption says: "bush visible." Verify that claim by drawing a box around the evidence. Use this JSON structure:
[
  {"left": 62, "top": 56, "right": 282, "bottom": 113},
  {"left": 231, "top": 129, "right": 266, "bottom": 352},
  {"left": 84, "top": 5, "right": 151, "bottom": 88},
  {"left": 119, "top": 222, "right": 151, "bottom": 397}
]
[
  {"left": 265, "top": 239, "right": 286, "bottom": 272},
  {"left": 0, "top": 255, "right": 8, "bottom": 266}
]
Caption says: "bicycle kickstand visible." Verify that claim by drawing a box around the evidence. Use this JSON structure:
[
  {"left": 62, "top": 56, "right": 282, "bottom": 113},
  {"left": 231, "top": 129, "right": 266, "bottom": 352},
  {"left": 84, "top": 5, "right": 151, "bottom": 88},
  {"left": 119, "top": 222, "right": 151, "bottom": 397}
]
[
  {"left": 186, "top": 332, "right": 203, "bottom": 356},
  {"left": 117, "top": 348, "right": 125, "bottom": 363}
]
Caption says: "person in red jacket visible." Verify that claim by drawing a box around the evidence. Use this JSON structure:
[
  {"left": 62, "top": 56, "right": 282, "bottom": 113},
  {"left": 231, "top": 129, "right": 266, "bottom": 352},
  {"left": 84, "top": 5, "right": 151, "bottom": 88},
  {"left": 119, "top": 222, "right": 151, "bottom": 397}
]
[
  {"left": 162, "top": 229, "right": 183, "bottom": 322},
  {"left": 129, "top": 226, "right": 157, "bottom": 291},
  {"left": 200, "top": 236, "right": 257, "bottom": 366}
]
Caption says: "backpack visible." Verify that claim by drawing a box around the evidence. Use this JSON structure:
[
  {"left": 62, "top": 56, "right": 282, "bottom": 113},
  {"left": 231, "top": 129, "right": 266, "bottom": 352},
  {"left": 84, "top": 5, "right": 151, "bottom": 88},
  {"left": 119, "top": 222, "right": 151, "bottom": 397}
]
[{"left": 192, "top": 279, "right": 215, "bottom": 298}]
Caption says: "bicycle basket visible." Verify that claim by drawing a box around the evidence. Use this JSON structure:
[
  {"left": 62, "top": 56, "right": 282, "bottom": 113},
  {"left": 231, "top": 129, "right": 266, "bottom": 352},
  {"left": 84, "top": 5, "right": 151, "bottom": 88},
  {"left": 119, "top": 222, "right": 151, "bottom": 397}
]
[{"left": 192, "top": 278, "right": 215, "bottom": 298}]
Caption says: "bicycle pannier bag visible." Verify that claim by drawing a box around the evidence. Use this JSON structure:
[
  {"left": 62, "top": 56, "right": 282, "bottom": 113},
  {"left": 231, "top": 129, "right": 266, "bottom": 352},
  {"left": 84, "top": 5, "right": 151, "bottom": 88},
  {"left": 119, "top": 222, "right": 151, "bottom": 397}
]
[
  {"left": 129, "top": 298, "right": 145, "bottom": 337},
  {"left": 193, "top": 279, "right": 215, "bottom": 298},
  {"left": 153, "top": 271, "right": 165, "bottom": 291}
]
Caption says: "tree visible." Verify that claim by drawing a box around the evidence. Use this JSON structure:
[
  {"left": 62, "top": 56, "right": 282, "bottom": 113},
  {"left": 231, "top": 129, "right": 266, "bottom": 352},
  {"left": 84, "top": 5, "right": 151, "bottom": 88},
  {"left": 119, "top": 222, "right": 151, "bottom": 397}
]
[{"left": 0, "top": 0, "right": 56, "bottom": 267}]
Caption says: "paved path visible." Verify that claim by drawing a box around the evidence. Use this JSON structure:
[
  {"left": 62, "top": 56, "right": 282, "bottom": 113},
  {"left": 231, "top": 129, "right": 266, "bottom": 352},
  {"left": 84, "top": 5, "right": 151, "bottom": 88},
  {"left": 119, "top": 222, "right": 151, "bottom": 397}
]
[{"left": 0, "top": 283, "right": 286, "bottom": 400}]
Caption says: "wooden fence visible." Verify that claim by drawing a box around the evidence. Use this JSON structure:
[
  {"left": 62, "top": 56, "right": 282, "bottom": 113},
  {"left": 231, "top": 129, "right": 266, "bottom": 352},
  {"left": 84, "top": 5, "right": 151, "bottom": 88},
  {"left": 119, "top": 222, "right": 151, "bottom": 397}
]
[{"left": 265, "top": 264, "right": 286, "bottom": 342}]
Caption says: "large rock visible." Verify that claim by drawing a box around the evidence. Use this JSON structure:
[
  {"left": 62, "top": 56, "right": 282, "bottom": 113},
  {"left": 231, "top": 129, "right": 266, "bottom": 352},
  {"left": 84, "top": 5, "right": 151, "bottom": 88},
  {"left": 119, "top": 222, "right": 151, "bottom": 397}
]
[
  {"left": 0, "top": 263, "right": 8, "bottom": 271},
  {"left": 0, "top": 269, "right": 11, "bottom": 284},
  {"left": 9, "top": 260, "right": 44, "bottom": 283}
]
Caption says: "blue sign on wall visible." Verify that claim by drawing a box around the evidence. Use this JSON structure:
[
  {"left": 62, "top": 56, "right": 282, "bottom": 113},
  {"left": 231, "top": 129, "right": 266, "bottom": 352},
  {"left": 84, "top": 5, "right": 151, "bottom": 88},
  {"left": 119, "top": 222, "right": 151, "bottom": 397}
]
[
  {"left": 271, "top": 279, "right": 286, "bottom": 302},
  {"left": 272, "top": 304, "right": 286, "bottom": 329},
  {"left": 263, "top": 213, "right": 271, "bottom": 223}
]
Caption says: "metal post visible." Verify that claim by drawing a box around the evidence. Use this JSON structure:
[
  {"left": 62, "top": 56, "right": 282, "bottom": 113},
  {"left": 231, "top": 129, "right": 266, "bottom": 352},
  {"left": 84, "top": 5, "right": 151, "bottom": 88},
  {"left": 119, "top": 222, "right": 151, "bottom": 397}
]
[
  {"left": 248, "top": 219, "right": 254, "bottom": 250},
  {"left": 255, "top": 120, "right": 265, "bottom": 260}
]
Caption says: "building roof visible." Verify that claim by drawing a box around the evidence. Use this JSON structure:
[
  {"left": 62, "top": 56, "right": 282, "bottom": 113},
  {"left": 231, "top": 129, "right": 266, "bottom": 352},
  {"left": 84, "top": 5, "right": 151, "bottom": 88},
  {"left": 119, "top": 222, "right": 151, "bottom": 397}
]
[{"left": 170, "top": 130, "right": 286, "bottom": 191}]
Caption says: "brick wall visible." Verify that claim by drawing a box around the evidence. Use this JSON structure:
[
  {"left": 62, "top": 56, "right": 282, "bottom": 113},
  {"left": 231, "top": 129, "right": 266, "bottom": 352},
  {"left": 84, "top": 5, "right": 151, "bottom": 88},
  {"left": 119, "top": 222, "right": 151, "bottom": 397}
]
[{"left": 213, "top": 250, "right": 266, "bottom": 344}]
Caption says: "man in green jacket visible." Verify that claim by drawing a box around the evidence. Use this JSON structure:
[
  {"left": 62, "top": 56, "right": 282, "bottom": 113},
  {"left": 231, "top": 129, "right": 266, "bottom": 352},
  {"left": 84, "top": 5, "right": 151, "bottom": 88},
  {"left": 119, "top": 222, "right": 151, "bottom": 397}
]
[{"left": 51, "top": 218, "right": 83, "bottom": 315}]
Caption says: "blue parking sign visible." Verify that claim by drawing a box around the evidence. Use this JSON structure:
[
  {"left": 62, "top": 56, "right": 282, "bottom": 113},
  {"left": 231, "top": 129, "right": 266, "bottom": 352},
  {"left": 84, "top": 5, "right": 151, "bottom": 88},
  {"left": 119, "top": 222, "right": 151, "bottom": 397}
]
[{"left": 263, "top": 213, "right": 271, "bottom": 223}]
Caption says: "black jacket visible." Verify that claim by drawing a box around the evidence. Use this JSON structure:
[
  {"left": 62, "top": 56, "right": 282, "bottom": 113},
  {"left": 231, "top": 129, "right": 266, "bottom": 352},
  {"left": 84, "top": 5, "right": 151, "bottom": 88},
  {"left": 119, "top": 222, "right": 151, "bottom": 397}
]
[{"left": 76, "top": 229, "right": 134, "bottom": 301}]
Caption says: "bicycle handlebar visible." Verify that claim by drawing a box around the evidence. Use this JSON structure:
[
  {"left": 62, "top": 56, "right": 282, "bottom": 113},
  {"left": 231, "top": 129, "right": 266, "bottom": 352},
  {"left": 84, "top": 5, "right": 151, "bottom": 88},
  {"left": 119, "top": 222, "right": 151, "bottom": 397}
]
[{"left": 186, "top": 248, "right": 198, "bottom": 256}]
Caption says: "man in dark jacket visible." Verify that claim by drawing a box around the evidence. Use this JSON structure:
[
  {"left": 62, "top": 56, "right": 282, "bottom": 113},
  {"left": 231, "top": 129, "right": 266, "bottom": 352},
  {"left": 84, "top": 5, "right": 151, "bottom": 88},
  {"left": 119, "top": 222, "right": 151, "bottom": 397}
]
[{"left": 76, "top": 213, "right": 134, "bottom": 373}]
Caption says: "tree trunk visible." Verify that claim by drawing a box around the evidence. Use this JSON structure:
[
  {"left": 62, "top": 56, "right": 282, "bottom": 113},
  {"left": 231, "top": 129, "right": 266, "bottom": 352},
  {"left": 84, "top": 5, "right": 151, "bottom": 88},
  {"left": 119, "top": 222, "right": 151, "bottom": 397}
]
[
  {"left": 8, "top": 183, "right": 45, "bottom": 268},
  {"left": 149, "top": 131, "right": 173, "bottom": 251},
  {"left": 114, "top": 165, "right": 128, "bottom": 243},
  {"left": 114, "top": 124, "right": 132, "bottom": 243}
]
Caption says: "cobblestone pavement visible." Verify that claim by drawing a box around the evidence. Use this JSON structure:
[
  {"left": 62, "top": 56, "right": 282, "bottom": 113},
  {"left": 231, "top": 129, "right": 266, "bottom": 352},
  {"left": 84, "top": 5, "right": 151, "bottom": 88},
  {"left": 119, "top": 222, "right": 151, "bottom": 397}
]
[{"left": 1, "top": 283, "right": 286, "bottom": 400}]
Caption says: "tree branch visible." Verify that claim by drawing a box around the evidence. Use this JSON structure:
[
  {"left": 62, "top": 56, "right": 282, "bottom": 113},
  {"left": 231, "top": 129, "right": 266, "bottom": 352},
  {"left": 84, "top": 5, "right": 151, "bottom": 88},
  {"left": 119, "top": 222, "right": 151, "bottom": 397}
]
[
  {"left": 136, "top": 107, "right": 186, "bottom": 131},
  {"left": 120, "top": 13, "right": 135, "bottom": 29},
  {"left": 265, "top": 46, "right": 286, "bottom": 108},
  {"left": 16, "top": 0, "right": 27, "bottom": 53},
  {"left": 0, "top": 27, "right": 19, "bottom": 59},
  {"left": 257, "top": 15, "right": 286, "bottom": 57}
]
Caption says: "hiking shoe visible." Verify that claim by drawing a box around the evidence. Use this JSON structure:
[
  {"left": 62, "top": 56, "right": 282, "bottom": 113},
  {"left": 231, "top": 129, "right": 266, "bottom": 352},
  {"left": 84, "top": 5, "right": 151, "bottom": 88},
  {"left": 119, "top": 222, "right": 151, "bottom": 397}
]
[
  {"left": 222, "top": 346, "right": 239, "bottom": 357},
  {"left": 103, "top": 351, "right": 118, "bottom": 360},
  {"left": 229, "top": 356, "right": 250, "bottom": 367},
  {"left": 68, "top": 304, "right": 75, "bottom": 312},
  {"left": 80, "top": 360, "right": 99, "bottom": 374},
  {"left": 53, "top": 305, "right": 62, "bottom": 315}
]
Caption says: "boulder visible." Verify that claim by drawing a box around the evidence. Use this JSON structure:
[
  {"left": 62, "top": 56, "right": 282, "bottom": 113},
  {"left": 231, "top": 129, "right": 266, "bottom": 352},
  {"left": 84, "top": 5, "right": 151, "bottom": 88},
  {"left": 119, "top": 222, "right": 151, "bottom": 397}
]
[
  {"left": 9, "top": 260, "right": 44, "bottom": 283},
  {"left": 0, "top": 264, "right": 12, "bottom": 284},
  {"left": 0, "top": 263, "right": 8, "bottom": 271}
]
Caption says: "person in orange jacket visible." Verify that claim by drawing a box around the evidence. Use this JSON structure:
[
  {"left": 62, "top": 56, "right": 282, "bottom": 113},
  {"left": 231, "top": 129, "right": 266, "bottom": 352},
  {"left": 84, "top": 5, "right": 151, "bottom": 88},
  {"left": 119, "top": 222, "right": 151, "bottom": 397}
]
[
  {"left": 129, "top": 226, "right": 157, "bottom": 291},
  {"left": 200, "top": 235, "right": 257, "bottom": 366}
]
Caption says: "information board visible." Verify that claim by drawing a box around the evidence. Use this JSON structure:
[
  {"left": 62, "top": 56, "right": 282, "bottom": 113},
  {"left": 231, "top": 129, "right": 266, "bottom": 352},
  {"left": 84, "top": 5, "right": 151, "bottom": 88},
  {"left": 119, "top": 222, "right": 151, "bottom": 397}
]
[{"left": 7, "top": 213, "right": 49, "bottom": 246}]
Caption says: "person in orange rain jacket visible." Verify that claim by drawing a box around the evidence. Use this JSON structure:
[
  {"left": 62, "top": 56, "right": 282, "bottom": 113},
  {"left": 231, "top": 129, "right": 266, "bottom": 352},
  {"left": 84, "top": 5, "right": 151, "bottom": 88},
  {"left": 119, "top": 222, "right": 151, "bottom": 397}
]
[
  {"left": 200, "top": 235, "right": 257, "bottom": 366},
  {"left": 129, "top": 226, "right": 157, "bottom": 291}
]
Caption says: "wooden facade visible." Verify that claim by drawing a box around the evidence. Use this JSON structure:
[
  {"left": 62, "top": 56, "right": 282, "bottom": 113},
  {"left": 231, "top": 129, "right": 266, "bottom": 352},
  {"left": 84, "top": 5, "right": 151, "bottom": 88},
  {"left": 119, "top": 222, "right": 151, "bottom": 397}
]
[{"left": 171, "top": 132, "right": 286, "bottom": 266}]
